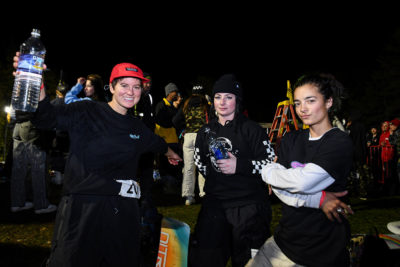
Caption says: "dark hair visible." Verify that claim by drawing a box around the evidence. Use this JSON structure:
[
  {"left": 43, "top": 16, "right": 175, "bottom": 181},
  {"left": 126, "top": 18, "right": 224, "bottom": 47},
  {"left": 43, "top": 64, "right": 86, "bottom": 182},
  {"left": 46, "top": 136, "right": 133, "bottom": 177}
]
[
  {"left": 183, "top": 94, "right": 209, "bottom": 116},
  {"left": 293, "top": 73, "right": 346, "bottom": 116},
  {"left": 86, "top": 74, "right": 105, "bottom": 102},
  {"left": 209, "top": 94, "right": 243, "bottom": 121}
]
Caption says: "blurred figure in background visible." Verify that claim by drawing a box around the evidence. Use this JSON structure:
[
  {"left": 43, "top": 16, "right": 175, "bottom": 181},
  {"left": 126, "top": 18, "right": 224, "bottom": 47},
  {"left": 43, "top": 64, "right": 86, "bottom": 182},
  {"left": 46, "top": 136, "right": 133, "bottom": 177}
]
[
  {"left": 154, "top": 83, "right": 182, "bottom": 193},
  {"left": 346, "top": 110, "right": 369, "bottom": 198},
  {"left": 65, "top": 74, "right": 105, "bottom": 103},
  {"left": 173, "top": 85, "right": 210, "bottom": 205},
  {"left": 10, "top": 115, "right": 57, "bottom": 214},
  {"left": 49, "top": 81, "right": 69, "bottom": 185}
]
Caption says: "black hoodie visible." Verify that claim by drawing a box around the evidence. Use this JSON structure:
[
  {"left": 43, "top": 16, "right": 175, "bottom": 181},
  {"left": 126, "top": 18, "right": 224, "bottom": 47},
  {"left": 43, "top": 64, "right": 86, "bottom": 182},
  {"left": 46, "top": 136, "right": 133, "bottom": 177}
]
[{"left": 194, "top": 113, "right": 275, "bottom": 208}]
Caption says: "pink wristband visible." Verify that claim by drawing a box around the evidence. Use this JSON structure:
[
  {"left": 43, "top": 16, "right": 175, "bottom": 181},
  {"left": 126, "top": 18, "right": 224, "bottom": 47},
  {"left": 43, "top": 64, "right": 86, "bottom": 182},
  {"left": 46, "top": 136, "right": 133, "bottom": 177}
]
[{"left": 319, "top": 191, "right": 326, "bottom": 207}]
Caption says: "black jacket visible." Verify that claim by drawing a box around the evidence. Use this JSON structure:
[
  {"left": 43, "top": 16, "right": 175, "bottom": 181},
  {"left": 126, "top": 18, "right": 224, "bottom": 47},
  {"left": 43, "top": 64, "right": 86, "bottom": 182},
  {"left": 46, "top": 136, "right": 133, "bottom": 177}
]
[{"left": 194, "top": 113, "right": 275, "bottom": 208}]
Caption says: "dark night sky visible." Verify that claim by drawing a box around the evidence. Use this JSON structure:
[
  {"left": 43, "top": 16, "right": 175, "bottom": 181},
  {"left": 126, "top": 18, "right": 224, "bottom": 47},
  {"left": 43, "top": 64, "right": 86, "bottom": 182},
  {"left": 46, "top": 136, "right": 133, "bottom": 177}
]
[{"left": 2, "top": 6, "right": 400, "bottom": 121}]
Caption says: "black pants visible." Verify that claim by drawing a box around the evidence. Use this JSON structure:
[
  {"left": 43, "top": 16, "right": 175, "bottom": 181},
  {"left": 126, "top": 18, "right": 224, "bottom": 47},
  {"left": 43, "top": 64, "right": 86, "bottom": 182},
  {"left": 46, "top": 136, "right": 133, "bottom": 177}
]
[
  {"left": 138, "top": 152, "right": 155, "bottom": 195},
  {"left": 189, "top": 200, "right": 272, "bottom": 267},
  {"left": 48, "top": 194, "right": 140, "bottom": 267}
]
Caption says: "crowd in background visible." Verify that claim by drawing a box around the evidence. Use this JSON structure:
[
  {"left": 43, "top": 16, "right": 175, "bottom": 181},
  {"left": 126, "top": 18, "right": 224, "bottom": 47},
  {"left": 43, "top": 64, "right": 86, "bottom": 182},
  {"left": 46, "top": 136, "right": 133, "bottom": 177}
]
[
  {"left": 2, "top": 72, "right": 399, "bottom": 215},
  {"left": 1, "top": 68, "right": 400, "bottom": 266},
  {"left": 363, "top": 118, "right": 400, "bottom": 197},
  {"left": 344, "top": 113, "right": 400, "bottom": 199},
  {"left": 1, "top": 72, "right": 212, "bottom": 215}
]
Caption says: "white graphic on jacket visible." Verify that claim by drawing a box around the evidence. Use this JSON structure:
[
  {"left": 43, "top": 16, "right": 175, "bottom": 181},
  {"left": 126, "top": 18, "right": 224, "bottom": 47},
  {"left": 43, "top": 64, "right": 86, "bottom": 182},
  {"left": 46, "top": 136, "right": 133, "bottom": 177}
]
[
  {"left": 129, "top": 134, "right": 140, "bottom": 139},
  {"left": 209, "top": 136, "right": 234, "bottom": 172}
]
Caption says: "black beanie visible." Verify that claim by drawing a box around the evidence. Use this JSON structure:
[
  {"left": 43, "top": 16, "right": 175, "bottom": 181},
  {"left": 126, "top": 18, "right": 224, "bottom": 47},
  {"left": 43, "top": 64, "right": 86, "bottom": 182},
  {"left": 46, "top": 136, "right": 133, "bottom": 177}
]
[
  {"left": 192, "top": 85, "right": 204, "bottom": 95},
  {"left": 212, "top": 74, "right": 242, "bottom": 99}
]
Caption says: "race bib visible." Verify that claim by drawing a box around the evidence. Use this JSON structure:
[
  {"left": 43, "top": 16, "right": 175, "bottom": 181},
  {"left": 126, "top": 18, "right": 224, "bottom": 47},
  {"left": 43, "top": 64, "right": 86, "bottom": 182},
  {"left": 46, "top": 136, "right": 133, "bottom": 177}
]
[{"left": 116, "top": 180, "right": 141, "bottom": 199}]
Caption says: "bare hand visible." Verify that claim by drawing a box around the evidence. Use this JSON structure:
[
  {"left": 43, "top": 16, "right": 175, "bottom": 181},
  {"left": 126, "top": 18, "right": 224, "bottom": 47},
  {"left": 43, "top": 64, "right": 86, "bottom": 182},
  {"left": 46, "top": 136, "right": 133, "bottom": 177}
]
[
  {"left": 173, "top": 97, "right": 182, "bottom": 108},
  {"left": 13, "top": 52, "right": 47, "bottom": 101},
  {"left": 12, "top": 52, "right": 20, "bottom": 73},
  {"left": 13, "top": 52, "right": 47, "bottom": 73},
  {"left": 217, "top": 152, "right": 237, "bottom": 174},
  {"left": 77, "top": 77, "right": 86, "bottom": 85},
  {"left": 321, "top": 191, "right": 353, "bottom": 223},
  {"left": 165, "top": 147, "right": 182, "bottom": 166}
]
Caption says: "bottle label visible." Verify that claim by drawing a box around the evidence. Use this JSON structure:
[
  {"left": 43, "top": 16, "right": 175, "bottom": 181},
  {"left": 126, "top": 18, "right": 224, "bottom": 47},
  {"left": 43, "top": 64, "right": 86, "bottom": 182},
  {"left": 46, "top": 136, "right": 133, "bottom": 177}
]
[
  {"left": 210, "top": 139, "right": 229, "bottom": 160},
  {"left": 17, "top": 54, "right": 44, "bottom": 75}
]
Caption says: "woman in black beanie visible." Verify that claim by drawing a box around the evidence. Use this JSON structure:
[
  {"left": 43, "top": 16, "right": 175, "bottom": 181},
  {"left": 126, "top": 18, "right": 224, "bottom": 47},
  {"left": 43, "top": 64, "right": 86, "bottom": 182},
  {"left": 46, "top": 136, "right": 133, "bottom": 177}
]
[{"left": 189, "top": 74, "right": 275, "bottom": 267}]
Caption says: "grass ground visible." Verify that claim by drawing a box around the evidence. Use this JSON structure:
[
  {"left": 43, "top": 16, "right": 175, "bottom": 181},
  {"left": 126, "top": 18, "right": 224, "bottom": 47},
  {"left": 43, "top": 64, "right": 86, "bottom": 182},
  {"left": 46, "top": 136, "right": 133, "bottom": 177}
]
[{"left": 0, "top": 179, "right": 399, "bottom": 267}]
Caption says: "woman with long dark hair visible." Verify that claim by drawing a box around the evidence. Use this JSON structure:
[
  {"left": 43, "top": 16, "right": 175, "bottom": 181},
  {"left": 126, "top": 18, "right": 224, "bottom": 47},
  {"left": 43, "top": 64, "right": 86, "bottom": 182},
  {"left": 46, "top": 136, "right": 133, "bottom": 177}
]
[
  {"left": 65, "top": 73, "right": 106, "bottom": 103},
  {"left": 248, "top": 73, "right": 354, "bottom": 266}
]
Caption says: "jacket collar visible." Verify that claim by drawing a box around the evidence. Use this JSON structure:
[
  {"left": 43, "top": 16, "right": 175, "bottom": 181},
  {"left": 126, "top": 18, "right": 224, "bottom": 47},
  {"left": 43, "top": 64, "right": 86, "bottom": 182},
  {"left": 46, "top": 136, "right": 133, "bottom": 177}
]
[{"left": 163, "top": 98, "right": 172, "bottom": 106}]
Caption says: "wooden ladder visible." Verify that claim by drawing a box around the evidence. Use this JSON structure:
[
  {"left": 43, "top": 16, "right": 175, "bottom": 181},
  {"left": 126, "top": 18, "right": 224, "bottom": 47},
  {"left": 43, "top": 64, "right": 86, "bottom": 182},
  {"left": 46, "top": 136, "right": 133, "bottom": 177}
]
[{"left": 268, "top": 81, "right": 299, "bottom": 149}]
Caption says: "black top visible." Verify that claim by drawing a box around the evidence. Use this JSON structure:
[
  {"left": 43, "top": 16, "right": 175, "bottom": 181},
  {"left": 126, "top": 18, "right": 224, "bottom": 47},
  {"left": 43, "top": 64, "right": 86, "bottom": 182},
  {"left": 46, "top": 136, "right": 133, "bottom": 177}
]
[
  {"left": 154, "top": 98, "right": 177, "bottom": 128},
  {"left": 274, "top": 128, "right": 353, "bottom": 267},
  {"left": 172, "top": 95, "right": 209, "bottom": 134},
  {"left": 134, "top": 92, "right": 155, "bottom": 132},
  {"left": 32, "top": 97, "right": 168, "bottom": 196},
  {"left": 194, "top": 113, "right": 275, "bottom": 208}
]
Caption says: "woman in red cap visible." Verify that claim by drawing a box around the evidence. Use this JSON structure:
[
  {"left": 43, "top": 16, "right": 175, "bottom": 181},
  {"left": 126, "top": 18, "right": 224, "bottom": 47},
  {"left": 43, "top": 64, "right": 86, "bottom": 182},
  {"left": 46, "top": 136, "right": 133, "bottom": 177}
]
[{"left": 13, "top": 53, "right": 181, "bottom": 267}]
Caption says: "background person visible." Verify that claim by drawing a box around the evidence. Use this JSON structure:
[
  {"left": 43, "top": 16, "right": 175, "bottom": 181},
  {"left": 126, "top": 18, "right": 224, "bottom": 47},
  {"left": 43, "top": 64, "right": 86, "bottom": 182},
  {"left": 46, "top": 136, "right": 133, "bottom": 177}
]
[
  {"left": 366, "top": 125, "right": 381, "bottom": 195},
  {"left": 379, "top": 121, "right": 390, "bottom": 146},
  {"left": 65, "top": 74, "right": 106, "bottom": 103},
  {"left": 10, "top": 116, "right": 57, "bottom": 214},
  {"left": 173, "top": 84, "right": 210, "bottom": 205},
  {"left": 386, "top": 118, "right": 400, "bottom": 195},
  {"left": 366, "top": 125, "right": 379, "bottom": 147},
  {"left": 346, "top": 110, "right": 369, "bottom": 198},
  {"left": 49, "top": 81, "right": 69, "bottom": 185},
  {"left": 154, "top": 82, "right": 182, "bottom": 192}
]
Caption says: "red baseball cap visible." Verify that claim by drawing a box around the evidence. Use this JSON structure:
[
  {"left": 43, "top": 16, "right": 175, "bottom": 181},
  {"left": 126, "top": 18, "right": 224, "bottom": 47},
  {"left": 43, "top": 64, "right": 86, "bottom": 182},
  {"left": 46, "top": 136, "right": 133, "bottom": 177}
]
[
  {"left": 109, "top": 63, "right": 149, "bottom": 84},
  {"left": 390, "top": 118, "right": 400, "bottom": 127}
]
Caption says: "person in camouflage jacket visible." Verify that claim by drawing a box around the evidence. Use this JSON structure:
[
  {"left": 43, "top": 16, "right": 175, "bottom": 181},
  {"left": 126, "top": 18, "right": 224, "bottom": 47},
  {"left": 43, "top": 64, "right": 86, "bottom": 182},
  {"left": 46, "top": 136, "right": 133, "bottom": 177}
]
[{"left": 173, "top": 85, "right": 210, "bottom": 205}]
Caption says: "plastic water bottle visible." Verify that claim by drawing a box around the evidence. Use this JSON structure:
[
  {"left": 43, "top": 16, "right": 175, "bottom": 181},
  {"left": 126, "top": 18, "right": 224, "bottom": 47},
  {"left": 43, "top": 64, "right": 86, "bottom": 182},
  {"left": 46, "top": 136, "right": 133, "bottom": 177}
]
[
  {"left": 205, "top": 127, "right": 229, "bottom": 160},
  {"left": 11, "top": 29, "right": 46, "bottom": 112}
]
